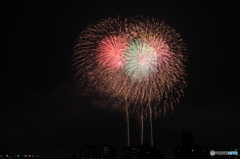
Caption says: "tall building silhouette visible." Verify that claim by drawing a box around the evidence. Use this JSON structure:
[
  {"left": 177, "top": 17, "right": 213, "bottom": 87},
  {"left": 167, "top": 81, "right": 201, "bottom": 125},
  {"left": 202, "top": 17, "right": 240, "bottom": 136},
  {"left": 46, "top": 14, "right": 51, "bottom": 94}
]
[
  {"left": 175, "top": 132, "right": 208, "bottom": 159},
  {"left": 80, "top": 144, "right": 116, "bottom": 159},
  {"left": 124, "top": 144, "right": 164, "bottom": 159}
]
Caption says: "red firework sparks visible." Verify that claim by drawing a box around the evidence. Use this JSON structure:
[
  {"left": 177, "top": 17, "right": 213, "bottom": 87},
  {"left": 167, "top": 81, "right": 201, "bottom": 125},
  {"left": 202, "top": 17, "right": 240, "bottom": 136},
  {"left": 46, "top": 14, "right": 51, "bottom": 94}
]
[{"left": 96, "top": 35, "right": 128, "bottom": 70}]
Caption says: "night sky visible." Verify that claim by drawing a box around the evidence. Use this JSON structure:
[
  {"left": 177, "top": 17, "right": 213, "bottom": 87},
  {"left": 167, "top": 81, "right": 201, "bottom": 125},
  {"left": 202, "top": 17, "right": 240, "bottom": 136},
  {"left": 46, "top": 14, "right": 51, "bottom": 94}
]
[{"left": 2, "top": 1, "right": 239, "bottom": 159}]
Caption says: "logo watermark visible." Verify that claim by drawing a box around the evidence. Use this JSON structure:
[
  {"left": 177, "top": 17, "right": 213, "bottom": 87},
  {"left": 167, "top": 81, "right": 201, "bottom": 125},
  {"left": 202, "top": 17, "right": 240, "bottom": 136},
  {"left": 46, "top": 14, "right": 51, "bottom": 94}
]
[{"left": 210, "top": 150, "right": 238, "bottom": 156}]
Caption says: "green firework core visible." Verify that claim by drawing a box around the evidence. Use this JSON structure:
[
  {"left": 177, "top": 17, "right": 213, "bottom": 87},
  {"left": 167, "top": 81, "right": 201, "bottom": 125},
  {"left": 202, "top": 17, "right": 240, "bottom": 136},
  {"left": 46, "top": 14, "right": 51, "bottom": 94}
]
[{"left": 124, "top": 40, "right": 158, "bottom": 80}]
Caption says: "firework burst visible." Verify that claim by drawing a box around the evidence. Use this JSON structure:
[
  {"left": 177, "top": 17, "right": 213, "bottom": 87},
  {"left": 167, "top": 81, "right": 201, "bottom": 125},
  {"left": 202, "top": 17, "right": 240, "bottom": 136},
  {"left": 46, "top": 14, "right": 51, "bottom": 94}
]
[
  {"left": 72, "top": 16, "right": 187, "bottom": 118},
  {"left": 96, "top": 35, "right": 127, "bottom": 70}
]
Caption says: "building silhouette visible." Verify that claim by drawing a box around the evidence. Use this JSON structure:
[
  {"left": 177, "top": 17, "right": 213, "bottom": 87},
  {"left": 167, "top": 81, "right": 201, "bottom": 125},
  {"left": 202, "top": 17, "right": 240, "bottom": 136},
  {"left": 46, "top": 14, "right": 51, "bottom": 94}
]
[
  {"left": 80, "top": 144, "right": 116, "bottom": 159},
  {"left": 165, "top": 149, "right": 175, "bottom": 159},
  {"left": 124, "top": 144, "right": 164, "bottom": 159},
  {"left": 175, "top": 132, "right": 208, "bottom": 159}
]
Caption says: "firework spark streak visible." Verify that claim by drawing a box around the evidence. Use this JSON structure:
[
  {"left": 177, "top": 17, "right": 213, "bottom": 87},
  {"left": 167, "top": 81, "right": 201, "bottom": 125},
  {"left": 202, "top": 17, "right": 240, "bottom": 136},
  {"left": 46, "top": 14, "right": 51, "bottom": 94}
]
[{"left": 72, "top": 16, "right": 187, "bottom": 146}]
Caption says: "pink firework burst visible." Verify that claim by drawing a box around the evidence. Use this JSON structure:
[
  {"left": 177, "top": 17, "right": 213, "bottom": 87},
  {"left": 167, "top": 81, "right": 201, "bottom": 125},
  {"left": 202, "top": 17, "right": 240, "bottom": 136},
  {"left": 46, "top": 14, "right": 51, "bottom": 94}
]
[
  {"left": 147, "top": 37, "right": 171, "bottom": 69},
  {"left": 96, "top": 35, "right": 128, "bottom": 70}
]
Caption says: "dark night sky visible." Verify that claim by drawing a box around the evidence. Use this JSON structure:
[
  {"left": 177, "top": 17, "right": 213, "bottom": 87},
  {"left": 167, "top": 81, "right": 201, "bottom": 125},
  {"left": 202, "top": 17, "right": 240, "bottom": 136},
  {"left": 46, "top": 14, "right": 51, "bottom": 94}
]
[{"left": 2, "top": 1, "right": 240, "bottom": 158}]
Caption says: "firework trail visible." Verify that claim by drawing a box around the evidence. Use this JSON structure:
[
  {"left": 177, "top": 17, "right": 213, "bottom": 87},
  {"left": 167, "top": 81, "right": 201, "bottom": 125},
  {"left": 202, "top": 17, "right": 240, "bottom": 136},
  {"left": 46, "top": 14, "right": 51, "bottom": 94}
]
[{"left": 72, "top": 16, "right": 187, "bottom": 146}]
